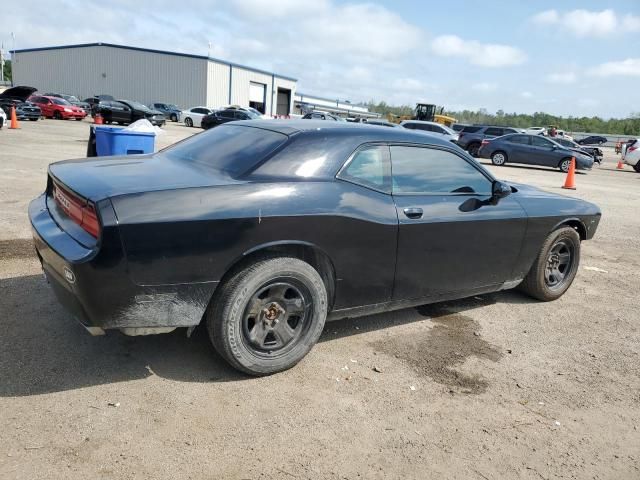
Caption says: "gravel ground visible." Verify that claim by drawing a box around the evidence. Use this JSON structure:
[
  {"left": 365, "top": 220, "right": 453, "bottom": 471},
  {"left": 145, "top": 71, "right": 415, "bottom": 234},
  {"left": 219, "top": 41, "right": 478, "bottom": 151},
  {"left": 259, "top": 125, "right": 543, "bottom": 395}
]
[{"left": 0, "top": 119, "right": 638, "bottom": 479}]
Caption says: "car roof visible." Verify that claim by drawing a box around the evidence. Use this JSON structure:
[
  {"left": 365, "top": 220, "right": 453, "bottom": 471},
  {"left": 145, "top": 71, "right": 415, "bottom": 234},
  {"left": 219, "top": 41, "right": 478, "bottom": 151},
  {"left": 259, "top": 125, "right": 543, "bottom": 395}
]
[
  {"left": 231, "top": 119, "right": 458, "bottom": 147},
  {"left": 400, "top": 120, "right": 440, "bottom": 126}
]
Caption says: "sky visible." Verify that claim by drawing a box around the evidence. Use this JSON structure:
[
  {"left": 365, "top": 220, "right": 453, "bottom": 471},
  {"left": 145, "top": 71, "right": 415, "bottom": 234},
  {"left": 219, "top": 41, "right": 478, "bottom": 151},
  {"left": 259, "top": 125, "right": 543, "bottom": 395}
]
[{"left": 1, "top": 0, "right": 639, "bottom": 118}]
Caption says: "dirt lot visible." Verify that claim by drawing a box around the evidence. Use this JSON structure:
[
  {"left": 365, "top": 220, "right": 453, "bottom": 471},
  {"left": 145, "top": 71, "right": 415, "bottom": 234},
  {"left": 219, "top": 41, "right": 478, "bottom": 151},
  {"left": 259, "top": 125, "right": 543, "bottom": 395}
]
[{"left": 1, "top": 119, "right": 638, "bottom": 479}]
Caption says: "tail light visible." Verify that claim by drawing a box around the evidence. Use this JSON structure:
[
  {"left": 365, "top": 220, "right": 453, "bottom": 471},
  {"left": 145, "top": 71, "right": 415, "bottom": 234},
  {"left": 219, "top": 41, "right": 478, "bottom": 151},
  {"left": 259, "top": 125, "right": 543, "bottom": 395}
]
[
  {"left": 52, "top": 183, "right": 101, "bottom": 238},
  {"left": 629, "top": 145, "right": 638, "bottom": 153}
]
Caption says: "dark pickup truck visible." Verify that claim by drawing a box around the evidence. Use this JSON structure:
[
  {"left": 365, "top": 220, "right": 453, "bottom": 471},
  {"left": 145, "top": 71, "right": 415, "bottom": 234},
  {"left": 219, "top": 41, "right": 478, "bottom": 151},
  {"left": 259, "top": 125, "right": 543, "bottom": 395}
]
[{"left": 458, "top": 125, "right": 521, "bottom": 156}]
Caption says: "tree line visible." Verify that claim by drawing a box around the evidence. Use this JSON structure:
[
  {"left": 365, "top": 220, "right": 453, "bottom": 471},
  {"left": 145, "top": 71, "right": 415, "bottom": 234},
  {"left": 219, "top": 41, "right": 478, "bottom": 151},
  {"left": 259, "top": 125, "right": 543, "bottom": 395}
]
[{"left": 365, "top": 101, "right": 640, "bottom": 136}]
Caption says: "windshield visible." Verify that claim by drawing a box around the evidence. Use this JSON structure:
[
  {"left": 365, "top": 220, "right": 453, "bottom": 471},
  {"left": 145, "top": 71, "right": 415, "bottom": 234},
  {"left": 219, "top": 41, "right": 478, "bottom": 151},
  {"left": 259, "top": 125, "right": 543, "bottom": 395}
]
[
  {"left": 167, "top": 104, "right": 178, "bottom": 110},
  {"left": 51, "top": 98, "right": 71, "bottom": 105},
  {"left": 246, "top": 107, "right": 262, "bottom": 117},
  {"left": 161, "top": 124, "right": 287, "bottom": 177},
  {"left": 121, "top": 100, "right": 151, "bottom": 112},
  {"left": 439, "top": 124, "right": 457, "bottom": 135}
]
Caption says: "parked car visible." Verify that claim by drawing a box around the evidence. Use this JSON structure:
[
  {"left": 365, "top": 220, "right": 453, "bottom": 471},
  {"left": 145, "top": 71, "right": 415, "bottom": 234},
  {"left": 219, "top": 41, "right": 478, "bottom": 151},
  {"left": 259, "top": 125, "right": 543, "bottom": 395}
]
[
  {"left": 525, "top": 127, "right": 547, "bottom": 136},
  {"left": 622, "top": 139, "right": 640, "bottom": 172},
  {"left": 223, "top": 105, "right": 270, "bottom": 119},
  {"left": 478, "top": 133, "right": 594, "bottom": 172},
  {"left": 451, "top": 123, "right": 469, "bottom": 132},
  {"left": 577, "top": 135, "right": 608, "bottom": 146},
  {"left": 551, "top": 137, "right": 603, "bottom": 164},
  {"left": 400, "top": 120, "right": 459, "bottom": 143},
  {"left": 83, "top": 95, "right": 115, "bottom": 116},
  {"left": 44, "top": 93, "right": 92, "bottom": 115},
  {"left": 0, "top": 105, "right": 6, "bottom": 128},
  {"left": 302, "top": 111, "right": 345, "bottom": 121},
  {"left": 0, "top": 85, "right": 37, "bottom": 117},
  {"left": 180, "top": 106, "right": 214, "bottom": 127},
  {"left": 457, "top": 125, "right": 521, "bottom": 156},
  {"left": 16, "top": 102, "right": 42, "bottom": 121},
  {"left": 95, "top": 100, "right": 165, "bottom": 126},
  {"left": 150, "top": 102, "right": 181, "bottom": 122},
  {"left": 201, "top": 108, "right": 259, "bottom": 129},
  {"left": 29, "top": 95, "right": 87, "bottom": 121},
  {"left": 29, "top": 120, "right": 601, "bottom": 375}
]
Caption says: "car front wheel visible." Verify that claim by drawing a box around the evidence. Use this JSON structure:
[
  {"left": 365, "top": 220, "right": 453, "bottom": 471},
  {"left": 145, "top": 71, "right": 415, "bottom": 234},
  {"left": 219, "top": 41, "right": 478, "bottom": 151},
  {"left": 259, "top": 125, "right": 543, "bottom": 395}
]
[
  {"left": 467, "top": 143, "right": 481, "bottom": 157},
  {"left": 207, "top": 257, "right": 328, "bottom": 376},
  {"left": 519, "top": 226, "right": 581, "bottom": 301},
  {"left": 184, "top": 117, "right": 193, "bottom": 127},
  {"left": 491, "top": 151, "right": 507, "bottom": 166},
  {"left": 559, "top": 158, "right": 572, "bottom": 173},
  {"left": 170, "top": 113, "right": 178, "bottom": 122}
]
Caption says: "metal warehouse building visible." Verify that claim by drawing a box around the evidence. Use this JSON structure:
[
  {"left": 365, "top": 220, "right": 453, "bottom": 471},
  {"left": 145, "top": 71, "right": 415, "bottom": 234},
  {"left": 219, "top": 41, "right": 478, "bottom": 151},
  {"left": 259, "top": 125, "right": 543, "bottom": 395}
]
[{"left": 11, "top": 42, "right": 297, "bottom": 116}]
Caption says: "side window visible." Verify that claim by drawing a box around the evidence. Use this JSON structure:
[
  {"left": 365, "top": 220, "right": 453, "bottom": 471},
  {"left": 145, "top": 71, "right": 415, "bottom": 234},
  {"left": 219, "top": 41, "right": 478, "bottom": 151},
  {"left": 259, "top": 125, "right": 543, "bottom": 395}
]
[
  {"left": 484, "top": 127, "right": 503, "bottom": 136},
  {"left": 532, "top": 136, "right": 554, "bottom": 148},
  {"left": 338, "top": 145, "right": 391, "bottom": 193},
  {"left": 508, "top": 135, "right": 530, "bottom": 144},
  {"left": 391, "top": 146, "right": 492, "bottom": 195},
  {"left": 192, "top": 108, "right": 202, "bottom": 114},
  {"left": 403, "top": 123, "right": 416, "bottom": 130},
  {"left": 432, "top": 125, "right": 446, "bottom": 134},
  {"left": 417, "top": 124, "right": 433, "bottom": 132}
]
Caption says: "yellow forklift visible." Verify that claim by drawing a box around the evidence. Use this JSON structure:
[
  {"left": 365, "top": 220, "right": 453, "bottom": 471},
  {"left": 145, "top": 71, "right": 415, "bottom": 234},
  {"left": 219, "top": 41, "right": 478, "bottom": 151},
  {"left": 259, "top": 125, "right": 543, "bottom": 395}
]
[{"left": 389, "top": 103, "right": 457, "bottom": 127}]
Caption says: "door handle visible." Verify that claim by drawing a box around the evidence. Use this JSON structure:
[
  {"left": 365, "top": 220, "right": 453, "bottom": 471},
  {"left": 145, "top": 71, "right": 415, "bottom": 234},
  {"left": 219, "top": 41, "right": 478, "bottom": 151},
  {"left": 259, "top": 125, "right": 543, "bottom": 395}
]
[{"left": 403, "top": 207, "right": 423, "bottom": 219}]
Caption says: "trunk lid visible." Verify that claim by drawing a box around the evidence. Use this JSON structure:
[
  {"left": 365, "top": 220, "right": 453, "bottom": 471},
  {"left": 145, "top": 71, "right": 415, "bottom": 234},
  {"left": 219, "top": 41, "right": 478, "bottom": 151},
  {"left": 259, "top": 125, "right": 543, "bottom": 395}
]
[{"left": 48, "top": 154, "right": 244, "bottom": 202}]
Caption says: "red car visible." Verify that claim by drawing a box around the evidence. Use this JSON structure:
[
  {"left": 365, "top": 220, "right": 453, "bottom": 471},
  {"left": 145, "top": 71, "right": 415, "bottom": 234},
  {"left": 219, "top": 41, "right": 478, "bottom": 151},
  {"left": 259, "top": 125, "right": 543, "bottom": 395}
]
[{"left": 28, "top": 95, "right": 87, "bottom": 120}]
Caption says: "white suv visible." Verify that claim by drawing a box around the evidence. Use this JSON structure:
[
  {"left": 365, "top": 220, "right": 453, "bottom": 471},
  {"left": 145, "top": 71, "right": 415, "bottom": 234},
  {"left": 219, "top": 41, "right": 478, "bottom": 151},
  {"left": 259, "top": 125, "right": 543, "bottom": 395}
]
[{"left": 623, "top": 139, "right": 640, "bottom": 172}]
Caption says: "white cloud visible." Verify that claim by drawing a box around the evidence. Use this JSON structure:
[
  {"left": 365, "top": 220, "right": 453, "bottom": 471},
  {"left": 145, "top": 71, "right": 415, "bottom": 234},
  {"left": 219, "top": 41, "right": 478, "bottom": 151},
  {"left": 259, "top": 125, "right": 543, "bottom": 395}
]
[
  {"left": 471, "top": 82, "right": 498, "bottom": 92},
  {"left": 588, "top": 58, "right": 640, "bottom": 77},
  {"left": 431, "top": 35, "right": 526, "bottom": 67},
  {"left": 521, "top": 91, "right": 533, "bottom": 98},
  {"left": 230, "top": 0, "right": 330, "bottom": 19},
  {"left": 546, "top": 72, "right": 577, "bottom": 84},
  {"left": 531, "top": 9, "right": 559, "bottom": 25},
  {"left": 531, "top": 9, "right": 640, "bottom": 37}
]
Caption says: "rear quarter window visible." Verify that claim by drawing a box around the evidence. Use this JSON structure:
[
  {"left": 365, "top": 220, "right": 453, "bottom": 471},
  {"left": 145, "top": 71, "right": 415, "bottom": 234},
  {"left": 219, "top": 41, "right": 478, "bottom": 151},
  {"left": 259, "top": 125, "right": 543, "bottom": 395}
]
[{"left": 461, "top": 126, "right": 483, "bottom": 133}]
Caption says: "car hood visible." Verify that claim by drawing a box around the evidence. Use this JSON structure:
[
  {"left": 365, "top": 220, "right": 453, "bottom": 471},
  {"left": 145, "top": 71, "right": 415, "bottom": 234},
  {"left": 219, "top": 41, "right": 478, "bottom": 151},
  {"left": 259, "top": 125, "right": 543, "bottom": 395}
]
[
  {"left": 0, "top": 85, "right": 37, "bottom": 100},
  {"left": 49, "top": 154, "right": 244, "bottom": 201}
]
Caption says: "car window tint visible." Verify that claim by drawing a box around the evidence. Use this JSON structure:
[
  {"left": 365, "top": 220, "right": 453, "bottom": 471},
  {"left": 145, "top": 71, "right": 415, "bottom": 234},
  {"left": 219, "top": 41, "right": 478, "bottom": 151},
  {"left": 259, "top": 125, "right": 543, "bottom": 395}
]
[
  {"left": 162, "top": 125, "right": 287, "bottom": 177},
  {"left": 508, "top": 135, "right": 530, "bottom": 144},
  {"left": 461, "top": 125, "right": 482, "bottom": 133},
  {"left": 484, "top": 127, "right": 503, "bottom": 136},
  {"left": 339, "top": 146, "right": 390, "bottom": 193},
  {"left": 432, "top": 125, "right": 446, "bottom": 134},
  {"left": 403, "top": 123, "right": 416, "bottom": 130},
  {"left": 391, "top": 146, "right": 491, "bottom": 195},
  {"left": 417, "top": 124, "right": 432, "bottom": 131},
  {"left": 532, "top": 136, "right": 554, "bottom": 147}
]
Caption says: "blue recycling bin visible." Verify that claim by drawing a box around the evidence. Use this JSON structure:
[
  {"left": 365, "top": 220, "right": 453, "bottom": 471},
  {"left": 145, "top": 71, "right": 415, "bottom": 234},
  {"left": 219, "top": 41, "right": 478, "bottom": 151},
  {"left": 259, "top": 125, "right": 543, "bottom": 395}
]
[{"left": 94, "top": 126, "right": 155, "bottom": 156}]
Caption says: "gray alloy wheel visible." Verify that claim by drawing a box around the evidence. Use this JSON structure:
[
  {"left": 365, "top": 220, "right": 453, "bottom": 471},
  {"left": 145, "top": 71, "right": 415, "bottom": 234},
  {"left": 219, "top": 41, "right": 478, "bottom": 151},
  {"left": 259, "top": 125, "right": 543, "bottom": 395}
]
[
  {"left": 184, "top": 117, "right": 193, "bottom": 127},
  {"left": 170, "top": 113, "right": 178, "bottom": 122},
  {"left": 519, "top": 226, "right": 581, "bottom": 301},
  {"left": 207, "top": 257, "right": 327, "bottom": 376},
  {"left": 467, "top": 143, "right": 481, "bottom": 157},
  {"left": 559, "top": 158, "right": 572, "bottom": 173},
  {"left": 491, "top": 151, "right": 507, "bottom": 166}
]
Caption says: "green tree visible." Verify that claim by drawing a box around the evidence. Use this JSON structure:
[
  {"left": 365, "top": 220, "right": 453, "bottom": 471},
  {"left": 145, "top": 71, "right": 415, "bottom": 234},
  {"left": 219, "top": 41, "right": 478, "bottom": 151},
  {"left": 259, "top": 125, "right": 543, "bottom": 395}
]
[{"left": 1, "top": 59, "right": 11, "bottom": 82}]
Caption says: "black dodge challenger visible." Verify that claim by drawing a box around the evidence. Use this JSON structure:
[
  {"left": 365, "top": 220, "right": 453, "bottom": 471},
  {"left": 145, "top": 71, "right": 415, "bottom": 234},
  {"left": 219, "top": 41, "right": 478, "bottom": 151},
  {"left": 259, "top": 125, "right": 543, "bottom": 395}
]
[{"left": 29, "top": 121, "right": 601, "bottom": 375}]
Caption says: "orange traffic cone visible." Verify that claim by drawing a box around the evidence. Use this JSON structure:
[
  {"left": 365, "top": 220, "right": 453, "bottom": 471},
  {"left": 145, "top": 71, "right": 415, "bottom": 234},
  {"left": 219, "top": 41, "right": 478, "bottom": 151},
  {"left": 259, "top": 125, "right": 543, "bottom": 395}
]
[
  {"left": 94, "top": 113, "right": 103, "bottom": 125},
  {"left": 616, "top": 159, "right": 625, "bottom": 169},
  {"left": 9, "top": 105, "right": 20, "bottom": 129},
  {"left": 562, "top": 157, "right": 576, "bottom": 190}
]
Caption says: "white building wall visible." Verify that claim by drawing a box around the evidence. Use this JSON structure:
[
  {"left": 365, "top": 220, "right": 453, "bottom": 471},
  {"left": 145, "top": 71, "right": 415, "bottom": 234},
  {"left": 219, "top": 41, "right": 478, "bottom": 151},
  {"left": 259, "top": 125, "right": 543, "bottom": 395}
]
[
  {"left": 229, "top": 67, "right": 272, "bottom": 113},
  {"left": 206, "top": 60, "right": 230, "bottom": 109},
  {"left": 13, "top": 45, "right": 208, "bottom": 108},
  {"left": 272, "top": 77, "right": 297, "bottom": 116}
]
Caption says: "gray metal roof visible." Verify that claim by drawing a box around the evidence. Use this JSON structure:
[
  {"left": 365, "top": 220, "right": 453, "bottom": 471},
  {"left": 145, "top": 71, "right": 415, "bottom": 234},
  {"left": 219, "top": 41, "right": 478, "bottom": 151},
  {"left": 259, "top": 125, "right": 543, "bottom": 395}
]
[{"left": 12, "top": 42, "right": 297, "bottom": 82}]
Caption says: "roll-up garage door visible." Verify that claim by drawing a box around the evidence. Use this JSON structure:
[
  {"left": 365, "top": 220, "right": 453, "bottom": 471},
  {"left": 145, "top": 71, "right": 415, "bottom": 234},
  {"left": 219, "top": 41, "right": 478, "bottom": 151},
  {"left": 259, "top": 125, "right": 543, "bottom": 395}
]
[{"left": 249, "top": 82, "right": 266, "bottom": 103}]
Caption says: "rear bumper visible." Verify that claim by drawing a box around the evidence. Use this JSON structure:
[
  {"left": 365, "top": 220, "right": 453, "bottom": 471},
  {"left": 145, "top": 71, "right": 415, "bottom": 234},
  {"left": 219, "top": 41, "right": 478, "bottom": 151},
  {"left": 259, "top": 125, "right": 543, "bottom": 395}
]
[{"left": 29, "top": 193, "right": 215, "bottom": 332}]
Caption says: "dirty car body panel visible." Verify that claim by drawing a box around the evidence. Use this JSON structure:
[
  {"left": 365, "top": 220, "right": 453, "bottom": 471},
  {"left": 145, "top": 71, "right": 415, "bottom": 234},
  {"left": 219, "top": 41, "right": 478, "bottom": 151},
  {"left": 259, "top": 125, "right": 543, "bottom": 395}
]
[{"left": 29, "top": 121, "right": 601, "bottom": 334}]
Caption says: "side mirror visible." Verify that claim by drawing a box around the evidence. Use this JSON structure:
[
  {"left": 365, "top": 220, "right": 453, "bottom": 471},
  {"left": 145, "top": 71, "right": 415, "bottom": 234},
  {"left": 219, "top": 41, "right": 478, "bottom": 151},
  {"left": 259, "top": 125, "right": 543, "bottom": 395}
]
[{"left": 492, "top": 180, "right": 511, "bottom": 199}]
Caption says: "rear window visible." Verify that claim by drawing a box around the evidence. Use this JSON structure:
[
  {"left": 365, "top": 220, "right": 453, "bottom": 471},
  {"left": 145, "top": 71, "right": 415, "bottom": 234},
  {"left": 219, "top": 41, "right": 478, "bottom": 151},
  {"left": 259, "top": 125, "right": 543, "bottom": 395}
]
[
  {"left": 461, "top": 126, "right": 483, "bottom": 133},
  {"left": 161, "top": 125, "right": 287, "bottom": 177},
  {"left": 484, "top": 127, "right": 504, "bottom": 136}
]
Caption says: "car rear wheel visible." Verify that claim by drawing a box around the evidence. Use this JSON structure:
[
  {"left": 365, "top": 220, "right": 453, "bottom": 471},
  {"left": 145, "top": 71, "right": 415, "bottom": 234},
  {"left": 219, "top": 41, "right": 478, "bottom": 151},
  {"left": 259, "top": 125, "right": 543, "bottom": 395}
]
[
  {"left": 634, "top": 161, "right": 640, "bottom": 173},
  {"left": 559, "top": 158, "right": 572, "bottom": 173},
  {"left": 207, "top": 257, "right": 328, "bottom": 376},
  {"left": 53, "top": 111, "right": 63, "bottom": 120},
  {"left": 184, "top": 117, "right": 193, "bottom": 127},
  {"left": 467, "top": 142, "right": 481, "bottom": 157},
  {"left": 491, "top": 151, "right": 507, "bottom": 166},
  {"left": 519, "top": 226, "right": 580, "bottom": 301}
]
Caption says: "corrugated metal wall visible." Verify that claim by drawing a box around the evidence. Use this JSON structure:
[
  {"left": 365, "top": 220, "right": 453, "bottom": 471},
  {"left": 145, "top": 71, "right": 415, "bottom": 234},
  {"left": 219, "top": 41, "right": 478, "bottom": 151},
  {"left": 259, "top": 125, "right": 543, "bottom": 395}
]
[
  {"left": 206, "top": 61, "right": 230, "bottom": 109},
  {"left": 13, "top": 46, "right": 207, "bottom": 108},
  {"left": 227, "top": 67, "right": 272, "bottom": 113},
  {"left": 273, "top": 78, "right": 297, "bottom": 115}
]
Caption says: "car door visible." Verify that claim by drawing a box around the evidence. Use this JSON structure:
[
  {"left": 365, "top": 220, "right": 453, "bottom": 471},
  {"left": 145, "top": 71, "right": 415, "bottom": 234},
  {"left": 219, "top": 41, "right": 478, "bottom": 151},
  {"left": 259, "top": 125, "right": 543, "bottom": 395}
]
[
  {"left": 37, "top": 97, "right": 52, "bottom": 116},
  {"left": 504, "top": 134, "right": 531, "bottom": 163},
  {"left": 390, "top": 144, "right": 527, "bottom": 300},
  {"left": 530, "top": 136, "right": 560, "bottom": 167},
  {"left": 111, "top": 102, "right": 131, "bottom": 124}
]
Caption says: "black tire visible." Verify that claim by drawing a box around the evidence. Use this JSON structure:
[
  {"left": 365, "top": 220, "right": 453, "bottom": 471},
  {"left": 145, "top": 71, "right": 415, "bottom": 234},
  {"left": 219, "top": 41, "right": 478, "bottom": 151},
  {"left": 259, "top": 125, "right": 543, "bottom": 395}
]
[
  {"left": 467, "top": 142, "right": 481, "bottom": 157},
  {"left": 491, "top": 151, "right": 507, "bottom": 166},
  {"left": 634, "top": 161, "right": 640, "bottom": 173},
  {"left": 184, "top": 117, "right": 193, "bottom": 127},
  {"left": 559, "top": 157, "right": 572, "bottom": 173},
  {"left": 170, "top": 113, "right": 178, "bottom": 122},
  {"left": 75, "top": 117, "right": 83, "bottom": 121},
  {"left": 29, "top": 118, "right": 38, "bottom": 121},
  {"left": 53, "top": 111, "right": 63, "bottom": 120},
  {"left": 519, "top": 227, "right": 581, "bottom": 301},
  {"left": 207, "top": 257, "right": 328, "bottom": 376}
]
